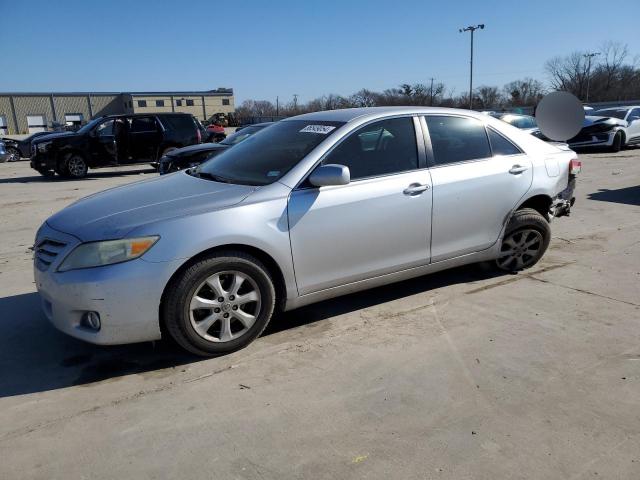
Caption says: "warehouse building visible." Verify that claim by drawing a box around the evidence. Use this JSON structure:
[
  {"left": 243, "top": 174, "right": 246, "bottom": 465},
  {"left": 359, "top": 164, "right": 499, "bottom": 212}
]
[{"left": 0, "top": 88, "right": 234, "bottom": 135}]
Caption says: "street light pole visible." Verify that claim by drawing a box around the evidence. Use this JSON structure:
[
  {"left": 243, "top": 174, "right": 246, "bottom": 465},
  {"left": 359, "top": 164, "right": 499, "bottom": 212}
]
[
  {"left": 583, "top": 52, "right": 600, "bottom": 103},
  {"left": 459, "top": 24, "right": 485, "bottom": 110}
]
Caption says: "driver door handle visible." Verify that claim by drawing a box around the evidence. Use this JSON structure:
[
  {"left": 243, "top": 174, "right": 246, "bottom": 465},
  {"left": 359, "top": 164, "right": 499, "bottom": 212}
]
[
  {"left": 403, "top": 183, "right": 430, "bottom": 195},
  {"left": 509, "top": 165, "right": 529, "bottom": 175}
]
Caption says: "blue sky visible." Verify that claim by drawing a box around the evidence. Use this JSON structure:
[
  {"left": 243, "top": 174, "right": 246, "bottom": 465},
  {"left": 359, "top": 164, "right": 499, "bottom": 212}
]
[{"left": 1, "top": 0, "right": 639, "bottom": 104}]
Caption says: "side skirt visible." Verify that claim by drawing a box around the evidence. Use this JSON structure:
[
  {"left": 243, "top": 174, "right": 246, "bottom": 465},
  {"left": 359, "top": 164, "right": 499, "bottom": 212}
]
[{"left": 284, "top": 243, "right": 501, "bottom": 311}]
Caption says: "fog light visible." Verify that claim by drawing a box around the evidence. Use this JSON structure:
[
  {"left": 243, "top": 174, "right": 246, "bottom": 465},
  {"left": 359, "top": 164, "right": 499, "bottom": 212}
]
[{"left": 81, "top": 311, "right": 101, "bottom": 331}]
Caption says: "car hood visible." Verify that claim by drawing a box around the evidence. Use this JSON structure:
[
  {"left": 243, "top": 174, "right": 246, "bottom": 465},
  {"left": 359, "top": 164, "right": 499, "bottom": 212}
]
[
  {"left": 32, "top": 131, "right": 76, "bottom": 144},
  {"left": 46, "top": 172, "right": 256, "bottom": 241},
  {"left": 583, "top": 115, "right": 627, "bottom": 127}
]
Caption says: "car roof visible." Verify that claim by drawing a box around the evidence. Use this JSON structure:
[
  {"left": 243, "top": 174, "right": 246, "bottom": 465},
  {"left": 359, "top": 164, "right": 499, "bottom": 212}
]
[{"left": 285, "top": 106, "right": 490, "bottom": 123}]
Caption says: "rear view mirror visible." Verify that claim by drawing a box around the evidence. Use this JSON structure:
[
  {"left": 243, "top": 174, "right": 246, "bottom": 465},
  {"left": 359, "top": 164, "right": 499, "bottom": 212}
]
[{"left": 309, "top": 164, "right": 350, "bottom": 187}]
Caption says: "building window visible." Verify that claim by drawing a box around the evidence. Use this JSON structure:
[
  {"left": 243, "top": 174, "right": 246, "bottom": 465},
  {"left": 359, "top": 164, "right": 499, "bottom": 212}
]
[
  {"left": 137, "top": 100, "right": 147, "bottom": 107},
  {"left": 156, "top": 100, "right": 165, "bottom": 107},
  {"left": 176, "top": 100, "right": 182, "bottom": 106},
  {"left": 0, "top": 115, "right": 7, "bottom": 135},
  {"left": 222, "top": 98, "right": 230, "bottom": 106},
  {"left": 186, "top": 99, "right": 194, "bottom": 106}
]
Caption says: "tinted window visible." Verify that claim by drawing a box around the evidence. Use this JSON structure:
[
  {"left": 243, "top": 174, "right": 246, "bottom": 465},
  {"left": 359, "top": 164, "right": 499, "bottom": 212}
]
[
  {"left": 160, "top": 115, "right": 195, "bottom": 134},
  {"left": 425, "top": 116, "right": 491, "bottom": 165},
  {"left": 488, "top": 128, "right": 522, "bottom": 156},
  {"left": 137, "top": 100, "right": 147, "bottom": 107},
  {"left": 186, "top": 99, "right": 194, "bottom": 106},
  {"left": 130, "top": 117, "right": 157, "bottom": 133},
  {"left": 322, "top": 117, "right": 418, "bottom": 180},
  {"left": 222, "top": 99, "right": 230, "bottom": 106},
  {"left": 95, "top": 119, "right": 114, "bottom": 136},
  {"left": 155, "top": 100, "right": 165, "bottom": 107},
  {"left": 198, "top": 120, "right": 343, "bottom": 186},
  {"left": 629, "top": 108, "right": 640, "bottom": 120},
  {"left": 176, "top": 100, "right": 182, "bottom": 106}
]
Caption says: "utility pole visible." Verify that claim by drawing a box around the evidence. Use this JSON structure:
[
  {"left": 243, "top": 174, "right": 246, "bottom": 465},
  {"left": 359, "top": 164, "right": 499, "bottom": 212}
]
[
  {"left": 276, "top": 96, "right": 279, "bottom": 116},
  {"left": 429, "top": 77, "right": 434, "bottom": 106},
  {"left": 293, "top": 94, "right": 299, "bottom": 112},
  {"left": 459, "top": 24, "right": 485, "bottom": 110},
  {"left": 583, "top": 52, "right": 600, "bottom": 103}
]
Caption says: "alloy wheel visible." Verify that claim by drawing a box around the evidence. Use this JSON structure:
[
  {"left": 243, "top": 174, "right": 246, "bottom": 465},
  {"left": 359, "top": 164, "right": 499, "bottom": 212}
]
[
  {"left": 67, "top": 155, "right": 86, "bottom": 177},
  {"left": 497, "top": 228, "right": 543, "bottom": 270},
  {"left": 189, "top": 270, "right": 261, "bottom": 343}
]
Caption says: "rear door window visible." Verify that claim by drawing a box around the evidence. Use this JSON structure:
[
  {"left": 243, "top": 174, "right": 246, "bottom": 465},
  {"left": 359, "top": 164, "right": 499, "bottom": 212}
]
[
  {"left": 130, "top": 117, "right": 158, "bottom": 133},
  {"left": 424, "top": 116, "right": 491, "bottom": 165}
]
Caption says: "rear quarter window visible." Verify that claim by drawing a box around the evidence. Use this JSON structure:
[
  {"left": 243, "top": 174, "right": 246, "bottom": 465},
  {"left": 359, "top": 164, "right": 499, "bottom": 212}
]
[{"left": 160, "top": 115, "right": 197, "bottom": 134}]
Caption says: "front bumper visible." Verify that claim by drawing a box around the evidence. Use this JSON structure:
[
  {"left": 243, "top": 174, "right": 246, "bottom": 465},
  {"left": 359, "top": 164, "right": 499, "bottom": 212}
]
[
  {"left": 30, "top": 151, "right": 56, "bottom": 171},
  {"left": 34, "top": 223, "right": 182, "bottom": 345},
  {"left": 568, "top": 130, "right": 616, "bottom": 148}
]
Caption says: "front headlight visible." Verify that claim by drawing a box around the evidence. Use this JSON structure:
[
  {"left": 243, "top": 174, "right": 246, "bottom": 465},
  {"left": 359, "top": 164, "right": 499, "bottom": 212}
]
[
  {"left": 58, "top": 236, "right": 159, "bottom": 272},
  {"left": 37, "top": 141, "right": 52, "bottom": 152}
]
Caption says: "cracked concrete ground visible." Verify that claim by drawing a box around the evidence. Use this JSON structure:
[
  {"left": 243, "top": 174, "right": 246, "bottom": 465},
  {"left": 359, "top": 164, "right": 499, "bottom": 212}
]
[{"left": 0, "top": 151, "right": 639, "bottom": 479}]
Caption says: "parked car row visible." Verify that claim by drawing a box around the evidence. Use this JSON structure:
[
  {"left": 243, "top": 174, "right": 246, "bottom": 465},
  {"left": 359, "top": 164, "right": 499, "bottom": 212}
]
[{"left": 488, "top": 106, "right": 640, "bottom": 152}]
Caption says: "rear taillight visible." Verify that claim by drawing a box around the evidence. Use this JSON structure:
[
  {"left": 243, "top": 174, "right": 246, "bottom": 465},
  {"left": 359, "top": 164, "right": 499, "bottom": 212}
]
[
  {"left": 570, "top": 158, "right": 581, "bottom": 175},
  {"left": 196, "top": 128, "right": 202, "bottom": 143}
]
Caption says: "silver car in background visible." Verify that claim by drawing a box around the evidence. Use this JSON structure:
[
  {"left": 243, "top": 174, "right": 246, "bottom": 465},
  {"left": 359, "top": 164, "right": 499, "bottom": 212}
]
[{"left": 34, "top": 107, "right": 579, "bottom": 356}]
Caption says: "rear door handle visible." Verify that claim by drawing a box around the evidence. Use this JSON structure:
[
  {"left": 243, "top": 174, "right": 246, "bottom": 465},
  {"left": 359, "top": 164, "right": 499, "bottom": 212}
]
[
  {"left": 403, "top": 183, "right": 430, "bottom": 195},
  {"left": 509, "top": 165, "right": 529, "bottom": 175}
]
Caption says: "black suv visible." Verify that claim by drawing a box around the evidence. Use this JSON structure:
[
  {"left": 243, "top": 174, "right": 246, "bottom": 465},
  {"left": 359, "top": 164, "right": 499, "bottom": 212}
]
[{"left": 30, "top": 113, "right": 202, "bottom": 178}]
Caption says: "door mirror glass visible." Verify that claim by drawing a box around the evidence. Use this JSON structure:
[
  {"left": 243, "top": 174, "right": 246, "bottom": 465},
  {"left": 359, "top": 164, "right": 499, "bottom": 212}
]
[{"left": 308, "top": 164, "right": 350, "bottom": 187}]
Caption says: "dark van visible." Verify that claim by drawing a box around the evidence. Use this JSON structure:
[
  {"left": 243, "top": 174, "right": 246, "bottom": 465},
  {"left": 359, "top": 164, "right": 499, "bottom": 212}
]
[{"left": 30, "top": 113, "right": 202, "bottom": 178}]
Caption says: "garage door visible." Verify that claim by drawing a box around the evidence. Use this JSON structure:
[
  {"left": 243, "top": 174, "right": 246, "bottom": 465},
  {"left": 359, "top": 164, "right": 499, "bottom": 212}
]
[{"left": 27, "top": 115, "right": 47, "bottom": 133}]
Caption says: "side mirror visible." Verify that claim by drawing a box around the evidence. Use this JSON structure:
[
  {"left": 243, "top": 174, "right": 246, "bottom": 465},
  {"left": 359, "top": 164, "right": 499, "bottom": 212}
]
[{"left": 308, "top": 164, "right": 350, "bottom": 187}]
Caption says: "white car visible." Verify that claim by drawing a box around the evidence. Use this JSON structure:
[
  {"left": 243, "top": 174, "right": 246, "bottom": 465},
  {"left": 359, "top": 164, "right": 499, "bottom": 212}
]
[{"left": 573, "top": 106, "right": 640, "bottom": 151}]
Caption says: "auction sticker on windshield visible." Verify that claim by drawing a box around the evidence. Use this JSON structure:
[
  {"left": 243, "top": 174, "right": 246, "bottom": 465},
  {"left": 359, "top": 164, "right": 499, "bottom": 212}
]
[{"left": 299, "top": 125, "right": 336, "bottom": 134}]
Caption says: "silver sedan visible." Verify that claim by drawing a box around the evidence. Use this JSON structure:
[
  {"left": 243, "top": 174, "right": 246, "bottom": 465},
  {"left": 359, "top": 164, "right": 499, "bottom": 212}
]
[{"left": 34, "top": 107, "right": 579, "bottom": 356}]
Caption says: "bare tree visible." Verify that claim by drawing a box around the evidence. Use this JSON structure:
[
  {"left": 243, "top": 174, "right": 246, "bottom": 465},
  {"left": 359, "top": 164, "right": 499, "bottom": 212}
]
[
  {"left": 476, "top": 86, "right": 502, "bottom": 109},
  {"left": 504, "top": 78, "right": 545, "bottom": 106}
]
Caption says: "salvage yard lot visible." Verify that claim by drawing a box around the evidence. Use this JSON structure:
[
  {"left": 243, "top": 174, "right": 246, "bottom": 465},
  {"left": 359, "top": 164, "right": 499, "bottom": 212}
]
[{"left": 0, "top": 151, "right": 639, "bottom": 479}]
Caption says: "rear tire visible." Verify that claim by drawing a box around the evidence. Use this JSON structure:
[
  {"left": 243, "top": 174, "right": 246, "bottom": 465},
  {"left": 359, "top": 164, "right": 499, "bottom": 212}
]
[
  {"left": 496, "top": 208, "right": 551, "bottom": 272},
  {"left": 163, "top": 251, "right": 276, "bottom": 357}
]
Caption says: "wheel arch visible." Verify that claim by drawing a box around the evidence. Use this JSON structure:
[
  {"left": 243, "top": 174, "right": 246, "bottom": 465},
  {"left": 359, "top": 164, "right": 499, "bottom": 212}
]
[
  {"left": 516, "top": 194, "right": 552, "bottom": 219},
  {"left": 158, "top": 243, "right": 288, "bottom": 335}
]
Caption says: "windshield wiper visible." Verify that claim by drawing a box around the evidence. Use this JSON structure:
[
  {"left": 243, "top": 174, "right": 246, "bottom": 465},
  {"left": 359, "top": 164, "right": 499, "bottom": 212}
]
[{"left": 194, "top": 171, "right": 233, "bottom": 183}]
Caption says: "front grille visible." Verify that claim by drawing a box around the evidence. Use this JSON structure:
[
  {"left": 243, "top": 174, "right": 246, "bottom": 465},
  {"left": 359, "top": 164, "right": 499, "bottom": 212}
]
[{"left": 35, "top": 238, "right": 68, "bottom": 271}]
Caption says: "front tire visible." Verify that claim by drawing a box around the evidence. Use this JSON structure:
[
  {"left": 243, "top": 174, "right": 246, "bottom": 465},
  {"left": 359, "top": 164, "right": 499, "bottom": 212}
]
[
  {"left": 163, "top": 251, "right": 276, "bottom": 356},
  {"left": 496, "top": 208, "right": 551, "bottom": 272},
  {"left": 6, "top": 147, "right": 20, "bottom": 162},
  {"left": 610, "top": 131, "right": 623, "bottom": 152},
  {"left": 63, "top": 152, "right": 88, "bottom": 178}
]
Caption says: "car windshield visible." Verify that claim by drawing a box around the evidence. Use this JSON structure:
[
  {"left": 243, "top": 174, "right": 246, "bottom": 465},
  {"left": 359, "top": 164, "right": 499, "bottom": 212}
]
[
  {"left": 195, "top": 120, "right": 344, "bottom": 186},
  {"left": 220, "top": 125, "right": 266, "bottom": 146},
  {"left": 76, "top": 117, "right": 105, "bottom": 134},
  {"left": 592, "top": 109, "right": 628, "bottom": 120}
]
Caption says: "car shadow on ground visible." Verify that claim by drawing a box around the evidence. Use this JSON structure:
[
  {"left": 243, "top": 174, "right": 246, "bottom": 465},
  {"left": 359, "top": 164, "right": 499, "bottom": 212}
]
[
  {"left": 0, "top": 168, "right": 156, "bottom": 184},
  {"left": 587, "top": 185, "right": 640, "bottom": 206},
  {"left": 0, "top": 264, "right": 505, "bottom": 398}
]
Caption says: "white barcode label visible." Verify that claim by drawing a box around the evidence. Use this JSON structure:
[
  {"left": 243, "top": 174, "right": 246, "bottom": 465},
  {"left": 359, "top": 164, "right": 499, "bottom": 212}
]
[{"left": 299, "top": 125, "right": 336, "bottom": 134}]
